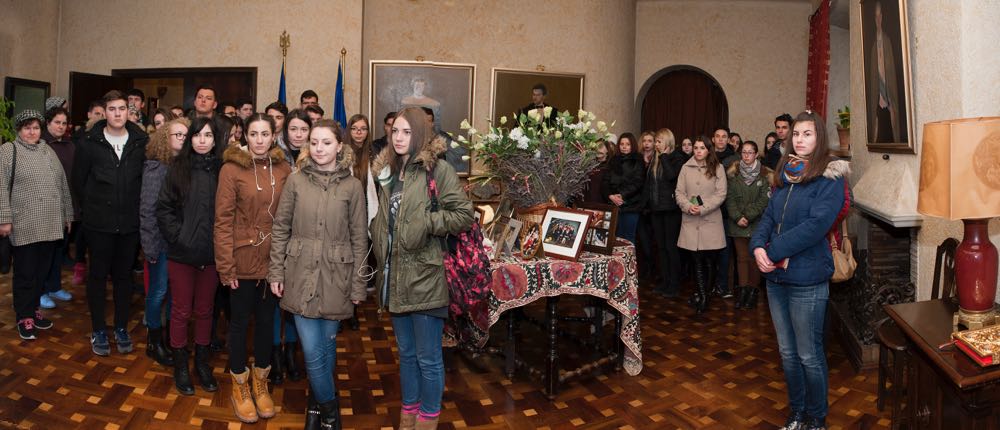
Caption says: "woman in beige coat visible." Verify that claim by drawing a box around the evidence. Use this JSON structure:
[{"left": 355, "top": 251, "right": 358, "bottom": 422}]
[
  {"left": 268, "top": 119, "right": 367, "bottom": 430},
  {"left": 675, "top": 137, "right": 727, "bottom": 314}
]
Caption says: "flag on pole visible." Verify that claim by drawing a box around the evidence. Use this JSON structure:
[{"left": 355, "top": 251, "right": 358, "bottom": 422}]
[
  {"left": 278, "top": 59, "right": 287, "bottom": 105},
  {"left": 333, "top": 58, "right": 347, "bottom": 127}
]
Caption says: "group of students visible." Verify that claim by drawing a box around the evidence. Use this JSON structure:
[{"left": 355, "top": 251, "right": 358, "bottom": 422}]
[
  {"left": 590, "top": 111, "right": 848, "bottom": 430},
  {"left": 1, "top": 87, "right": 469, "bottom": 430}
]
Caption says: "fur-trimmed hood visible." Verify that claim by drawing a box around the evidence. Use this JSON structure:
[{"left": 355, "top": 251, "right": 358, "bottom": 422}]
[
  {"left": 370, "top": 134, "right": 447, "bottom": 182},
  {"left": 295, "top": 143, "right": 356, "bottom": 178},
  {"left": 223, "top": 144, "right": 287, "bottom": 169},
  {"left": 823, "top": 159, "right": 851, "bottom": 180}
]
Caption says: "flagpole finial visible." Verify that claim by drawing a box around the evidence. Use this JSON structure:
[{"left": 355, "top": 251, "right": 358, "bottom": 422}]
[
  {"left": 280, "top": 30, "right": 291, "bottom": 58},
  {"left": 341, "top": 48, "right": 347, "bottom": 56}
]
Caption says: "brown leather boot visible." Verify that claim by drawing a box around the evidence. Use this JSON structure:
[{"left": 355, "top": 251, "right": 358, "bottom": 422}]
[
  {"left": 230, "top": 369, "right": 259, "bottom": 423},
  {"left": 399, "top": 411, "right": 418, "bottom": 430},
  {"left": 414, "top": 416, "right": 439, "bottom": 430},
  {"left": 252, "top": 366, "right": 276, "bottom": 418}
]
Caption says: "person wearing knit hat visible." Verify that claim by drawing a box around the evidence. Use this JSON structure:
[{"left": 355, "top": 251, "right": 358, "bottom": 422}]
[
  {"left": 2, "top": 107, "right": 75, "bottom": 340},
  {"left": 45, "top": 97, "right": 67, "bottom": 113}
]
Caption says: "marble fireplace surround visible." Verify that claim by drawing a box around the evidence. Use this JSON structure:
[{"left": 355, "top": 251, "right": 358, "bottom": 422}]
[{"left": 851, "top": 158, "right": 923, "bottom": 229}]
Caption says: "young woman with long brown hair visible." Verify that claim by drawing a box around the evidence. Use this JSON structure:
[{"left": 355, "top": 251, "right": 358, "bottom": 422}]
[
  {"left": 370, "top": 107, "right": 473, "bottom": 430},
  {"left": 751, "top": 111, "right": 849, "bottom": 430}
]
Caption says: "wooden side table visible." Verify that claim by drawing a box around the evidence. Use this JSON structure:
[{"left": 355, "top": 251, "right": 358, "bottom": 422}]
[{"left": 884, "top": 299, "right": 1000, "bottom": 429}]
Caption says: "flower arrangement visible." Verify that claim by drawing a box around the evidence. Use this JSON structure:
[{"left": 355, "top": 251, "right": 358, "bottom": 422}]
[
  {"left": 837, "top": 106, "right": 851, "bottom": 129},
  {"left": 456, "top": 108, "right": 615, "bottom": 209}
]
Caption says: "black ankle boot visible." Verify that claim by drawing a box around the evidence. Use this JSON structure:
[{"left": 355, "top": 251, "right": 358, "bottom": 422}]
[
  {"left": 194, "top": 344, "right": 218, "bottom": 392},
  {"left": 270, "top": 344, "right": 285, "bottom": 385},
  {"left": 304, "top": 392, "right": 321, "bottom": 430},
  {"left": 693, "top": 259, "right": 710, "bottom": 314},
  {"left": 733, "top": 287, "right": 748, "bottom": 309},
  {"left": 745, "top": 287, "right": 760, "bottom": 309},
  {"left": 348, "top": 308, "right": 360, "bottom": 331},
  {"left": 318, "top": 397, "right": 342, "bottom": 430},
  {"left": 146, "top": 327, "right": 174, "bottom": 367},
  {"left": 172, "top": 347, "right": 195, "bottom": 395},
  {"left": 285, "top": 341, "right": 304, "bottom": 381}
]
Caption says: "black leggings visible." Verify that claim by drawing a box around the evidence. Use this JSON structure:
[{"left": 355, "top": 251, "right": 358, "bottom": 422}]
[
  {"left": 650, "top": 211, "right": 681, "bottom": 293},
  {"left": 692, "top": 249, "right": 719, "bottom": 290},
  {"left": 228, "top": 279, "right": 277, "bottom": 374}
]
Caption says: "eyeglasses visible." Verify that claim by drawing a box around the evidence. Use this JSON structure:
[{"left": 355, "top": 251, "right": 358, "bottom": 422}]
[
  {"left": 170, "top": 133, "right": 187, "bottom": 140},
  {"left": 351, "top": 127, "right": 369, "bottom": 132}
]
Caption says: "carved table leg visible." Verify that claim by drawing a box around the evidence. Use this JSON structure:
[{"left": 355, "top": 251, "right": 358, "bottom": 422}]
[
  {"left": 505, "top": 310, "right": 516, "bottom": 378},
  {"left": 614, "top": 310, "right": 624, "bottom": 371},
  {"left": 546, "top": 296, "right": 560, "bottom": 399},
  {"left": 593, "top": 299, "right": 604, "bottom": 361}
]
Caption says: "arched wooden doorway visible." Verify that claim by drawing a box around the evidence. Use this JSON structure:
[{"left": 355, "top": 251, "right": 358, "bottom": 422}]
[{"left": 639, "top": 67, "right": 728, "bottom": 141}]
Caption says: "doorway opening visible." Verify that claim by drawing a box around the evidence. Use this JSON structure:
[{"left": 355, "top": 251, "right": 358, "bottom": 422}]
[{"left": 638, "top": 66, "right": 728, "bottom": 141}]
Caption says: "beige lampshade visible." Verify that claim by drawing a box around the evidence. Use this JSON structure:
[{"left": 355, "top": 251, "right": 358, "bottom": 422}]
[{"left": 917, "top": 117, "right": 1000, "bottom": 220}]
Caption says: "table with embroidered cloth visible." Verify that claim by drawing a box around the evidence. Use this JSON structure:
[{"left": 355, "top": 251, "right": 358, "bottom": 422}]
[{"left": 460, "top": 242, "right": 642, "bottom": 398}]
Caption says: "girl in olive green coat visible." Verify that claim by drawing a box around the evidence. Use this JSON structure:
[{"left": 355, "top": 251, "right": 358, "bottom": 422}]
[
  {"left": 725, "top": 141, "right": 772, "bottom": 309},
  {"left": 370, "top": 107, "right": 473, "bottom": 430}
]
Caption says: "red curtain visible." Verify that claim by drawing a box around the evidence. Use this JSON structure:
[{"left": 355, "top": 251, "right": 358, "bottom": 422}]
[
  {"left": 806, "top": 0, "right": 831, "bottom": 118},
  {"left": 640, "top": 69, "right": 729, "bottom": 140}
]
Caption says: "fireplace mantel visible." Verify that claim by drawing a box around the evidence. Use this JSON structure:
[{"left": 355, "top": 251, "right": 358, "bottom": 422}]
[{"left": 852, "top": 159, "right": 923, "bottom": 228}]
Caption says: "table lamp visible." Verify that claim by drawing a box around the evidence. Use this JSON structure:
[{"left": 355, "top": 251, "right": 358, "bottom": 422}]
[{"left": 917, "top": 117, "right": 1000, "bottom": 330}]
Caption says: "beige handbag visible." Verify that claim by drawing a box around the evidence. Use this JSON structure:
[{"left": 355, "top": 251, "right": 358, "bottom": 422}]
[{"left": 830, "top": 219, "right": 857, "bottom": 283}]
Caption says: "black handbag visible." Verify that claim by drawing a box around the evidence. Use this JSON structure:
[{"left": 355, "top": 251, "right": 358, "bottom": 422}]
[{"left": 0, "top": 142, "right": 16, "bottom": 274}]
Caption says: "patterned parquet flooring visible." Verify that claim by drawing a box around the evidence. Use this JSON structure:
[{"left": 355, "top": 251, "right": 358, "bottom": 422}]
[{"left": 0, "top": 265, "right": 891, "bottom": 429}]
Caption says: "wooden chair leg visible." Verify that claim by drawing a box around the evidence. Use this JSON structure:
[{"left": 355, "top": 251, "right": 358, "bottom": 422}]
[
  {"left": 890, "top": 349, "right": 904, "bottom": 430},
  {"left": 877, "top": 344, "right": 888, "bottom": 412}
]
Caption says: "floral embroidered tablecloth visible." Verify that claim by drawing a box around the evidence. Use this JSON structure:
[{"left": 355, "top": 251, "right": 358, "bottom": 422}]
[{"left": 480, "top": 244, "right": 642, "bottom": 376}]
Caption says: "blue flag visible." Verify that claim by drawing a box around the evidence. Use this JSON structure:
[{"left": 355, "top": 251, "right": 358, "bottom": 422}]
[
  {"left": 333, "top": 58, "right": 347, "bottom": 127},
  {"left": 278, "top": 60, "right": 287, "bottom": 105}
]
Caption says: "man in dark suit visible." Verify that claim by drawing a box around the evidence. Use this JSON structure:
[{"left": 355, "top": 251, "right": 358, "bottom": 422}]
[{"left": 517, "top": 83, "right": 558, "bottom": 125}]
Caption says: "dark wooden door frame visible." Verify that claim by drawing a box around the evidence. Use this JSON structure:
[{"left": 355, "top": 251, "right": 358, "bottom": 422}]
[{"left": 111, "top": 67, "right": 257, "bottom": 99}]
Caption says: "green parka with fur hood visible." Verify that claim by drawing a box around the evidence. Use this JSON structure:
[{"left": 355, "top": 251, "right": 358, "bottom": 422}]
[{"left": 369, "top": 136, "right": 474, "bottom": 314}]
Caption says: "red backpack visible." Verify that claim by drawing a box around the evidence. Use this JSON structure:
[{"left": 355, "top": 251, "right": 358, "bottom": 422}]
[{"left": 426, "top": 166, "right": 492, "bottom": 348}]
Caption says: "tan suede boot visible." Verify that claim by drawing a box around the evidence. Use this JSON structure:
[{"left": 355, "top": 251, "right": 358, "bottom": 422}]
[
  {"left": 230, "top": 369, "right": 259, "bottom": 423},
  {"left": 252, "top": 366, "right": 276, "bottom": 418},
  {"left": 399, "top": 411, "right": 418, "bottom": 430},
  {"left": 414, "top": 416, "right": 439, "bottom": 430}
]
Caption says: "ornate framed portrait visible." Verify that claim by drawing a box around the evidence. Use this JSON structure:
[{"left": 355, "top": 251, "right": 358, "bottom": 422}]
[
  {"left": 369, "top": 60, "right": 476, "bottom": 175},
  {"left": 489, "top": 68, "right": 584, "bottom": 125},
  {"left": 860, "top": 0, "right": 915, "bottom": 153}
]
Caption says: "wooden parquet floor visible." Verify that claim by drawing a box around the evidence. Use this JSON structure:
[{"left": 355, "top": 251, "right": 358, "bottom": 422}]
[{"left": 0, "top": 266, "right": 891, "bottom": 429}]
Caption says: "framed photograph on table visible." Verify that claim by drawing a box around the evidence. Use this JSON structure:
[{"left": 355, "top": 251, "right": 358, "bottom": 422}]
[
  {"left": 575, "top": 202, "right": 618, "bottom": 255},
  {"left": 369, "top": 60, "right": 476, "bottom": 175},
  {"left": 520, "top": 222, "right": 542, "bottom": 259},
  {"left": 860, "top": 0, "right": 915, "bottom": 153},
  {"left": 540, "top": 207, "right": 591, "bottom": 261},
  {"left": 490, "top": 68, "right": 585, "bottom": 125}
]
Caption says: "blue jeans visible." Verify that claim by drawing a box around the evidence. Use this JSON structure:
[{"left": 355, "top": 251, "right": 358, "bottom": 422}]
[
  {"left": 392, "top": 313, "right": 445, "bottom": 416},
  {"left": 274, "top": 305, "right": 299, "bottom": 344},
  {"left": 767, "top": 280, "right": 829, "bottom": 422},
  {"left": 616, "top": 212, "right": 640, "bottom": 245},
  {"left": 294, "top": 315, "right": 340, "bottom": 403},
  {"left": 145, "top": 252, "right": 171, "bottom": 329}
]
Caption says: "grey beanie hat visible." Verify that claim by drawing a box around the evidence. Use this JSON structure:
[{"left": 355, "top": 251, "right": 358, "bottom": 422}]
[
  {"left": 14, "top": 109, "right": 44, "bottom": 129},
  {"left": 45, "top": 96, "right": 67, "bottom": 112}
]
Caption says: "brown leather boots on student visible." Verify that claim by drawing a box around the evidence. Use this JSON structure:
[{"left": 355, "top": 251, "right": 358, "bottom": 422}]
[{"left": 230, "top": 366, "right": 275, "bottom": 423}]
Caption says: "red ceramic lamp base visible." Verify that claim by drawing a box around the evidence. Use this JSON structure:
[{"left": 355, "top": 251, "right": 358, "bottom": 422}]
[{"left": 954, "top": 218, "right": 999, "bottom": 329}]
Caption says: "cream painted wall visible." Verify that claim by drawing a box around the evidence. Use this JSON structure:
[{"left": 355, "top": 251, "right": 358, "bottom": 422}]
[
  {"left": 635, "top": 0, "right": 812, "bottom": 142},
  {"left": 362, "top": 0, "right": 637, "bottom": 141},
  {"left": 53, "top": 0, "right": 363, "bottom": 114},
  {"left": 848, "top": 0, "right": 1000, "bottom": 299},
  {"left": 827, "top": 25, "right": 849, "bottom": 148},
  {"left": 0, "top": 0, "right": 60, "bottom": 92}
]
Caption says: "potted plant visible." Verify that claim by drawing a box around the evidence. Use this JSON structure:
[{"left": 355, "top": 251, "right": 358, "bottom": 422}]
[
  {"left": 0, "top": 98, "right": 16, "bottom": 144},
  {"left": 836, "top": 106, "right": 850, "bottom": 152}
]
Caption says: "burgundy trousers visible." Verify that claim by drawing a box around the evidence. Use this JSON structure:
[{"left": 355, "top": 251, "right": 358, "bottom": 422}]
[{"left": 167, "top": 261, "right": 219, "bottom": 348}]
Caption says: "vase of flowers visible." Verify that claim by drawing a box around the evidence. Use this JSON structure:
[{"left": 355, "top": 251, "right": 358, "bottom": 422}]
[
  {"left": 836, "top": 106, "right": 851, "bottom": 152},
  {"left": 456, "top": 108, "right": 614, "bottom": 210}
]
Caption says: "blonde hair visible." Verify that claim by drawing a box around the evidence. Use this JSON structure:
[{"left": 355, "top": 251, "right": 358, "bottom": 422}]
[
  {"left": 145, "top": 118, "right": 190, "bottom": 163},
  {"left": 648, "top": 128, "right": 675, "bottom": 178}
]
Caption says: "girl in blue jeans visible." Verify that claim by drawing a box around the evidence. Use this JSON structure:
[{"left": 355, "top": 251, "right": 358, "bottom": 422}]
[
  {"left": 269, "top": 120, "right": 368, "bottom": 430},
  {"left": 139, "top": 118, "right": 189, "bottom": 367},
  {"left": 370, "top": 108, "right": 474, "bottom": 430},
  {"left": 750, "top": 111, "right": 848, "bottom": 430}
]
